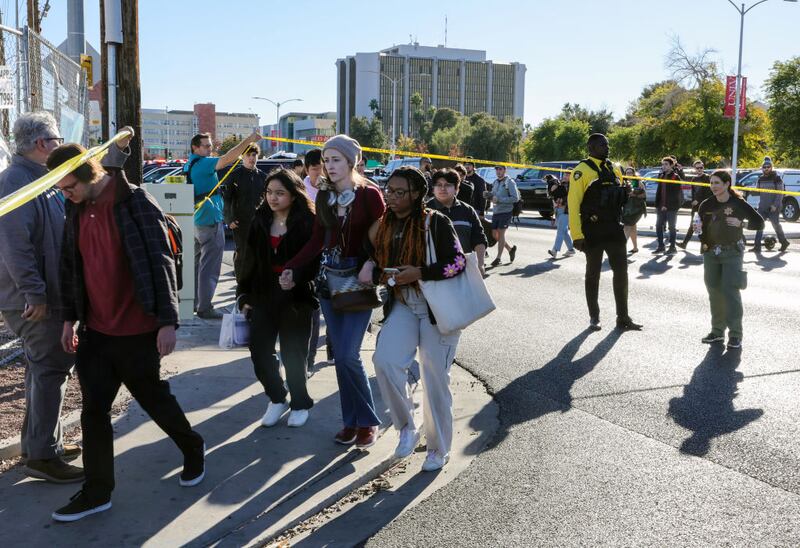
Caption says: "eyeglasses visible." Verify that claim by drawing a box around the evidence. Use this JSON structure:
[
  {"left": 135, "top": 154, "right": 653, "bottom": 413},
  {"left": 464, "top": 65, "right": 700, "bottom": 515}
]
[
  {"left": 384, "top": 188, "right": 409, "bottom": 198},
  {"left": 58, "top": 180, "right": 80, "bottom": 194},
  {"left": 433, "top": 183, "right": 455, "bottom": 190}
]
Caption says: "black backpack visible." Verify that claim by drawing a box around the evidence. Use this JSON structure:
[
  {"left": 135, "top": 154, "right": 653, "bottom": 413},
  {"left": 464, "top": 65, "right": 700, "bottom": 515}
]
[{"left": 164, "top": 215, "right": 184, "bottom": 290}]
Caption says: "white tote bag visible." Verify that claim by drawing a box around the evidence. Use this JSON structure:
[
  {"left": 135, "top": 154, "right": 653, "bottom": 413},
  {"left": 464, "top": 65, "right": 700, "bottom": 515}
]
[
  {"left": 218, "top": 301, "right": 251, "bottom": 349},
  {"left": 419, "top": 214, "right": 496, "bottom": 335}
]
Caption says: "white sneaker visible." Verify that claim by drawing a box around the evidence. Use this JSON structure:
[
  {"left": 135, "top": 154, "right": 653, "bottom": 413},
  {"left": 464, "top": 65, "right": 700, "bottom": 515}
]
[
  {"left": 287, "top": 409, "right": 309, "bottom": 427},
  {"left": 547, "top": 249, "right": 557, "bottom": 259},
  {"left": 394, "top": 426, "right": 420, "bottom": 458},
  {"left": 422, "top": 450, "right": 449, "bottom": 472},
  {"left": 260, "top": 401, "right": 289, "bottom": 427},
  {"left": 564, "top": 249, "right": 576, "bottom": 256}
]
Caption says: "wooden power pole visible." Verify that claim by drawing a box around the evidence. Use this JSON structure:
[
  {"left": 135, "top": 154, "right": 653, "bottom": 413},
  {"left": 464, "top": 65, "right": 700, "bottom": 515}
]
[
  {"left": 116, "top": 0, "right": 142, "bottom": 185},
  {"left": 26, "top": 0, "right": 40, "bottom": 32}
]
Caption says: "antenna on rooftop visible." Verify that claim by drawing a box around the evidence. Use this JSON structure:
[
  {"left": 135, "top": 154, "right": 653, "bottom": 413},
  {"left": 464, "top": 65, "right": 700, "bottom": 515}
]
[{"left": 445, "top": 15, "right": 448, "bottom": 47}]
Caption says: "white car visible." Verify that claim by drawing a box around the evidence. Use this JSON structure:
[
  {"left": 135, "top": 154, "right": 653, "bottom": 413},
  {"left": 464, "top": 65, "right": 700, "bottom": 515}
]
[{"left": 738, "top": 169, "right": 800, "bottom": 221}]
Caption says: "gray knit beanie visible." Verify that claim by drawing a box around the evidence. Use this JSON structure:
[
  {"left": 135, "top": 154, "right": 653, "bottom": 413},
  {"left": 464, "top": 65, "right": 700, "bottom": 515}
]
[{"left": 323, "top": 134, "right": 362, "bottom": 166}]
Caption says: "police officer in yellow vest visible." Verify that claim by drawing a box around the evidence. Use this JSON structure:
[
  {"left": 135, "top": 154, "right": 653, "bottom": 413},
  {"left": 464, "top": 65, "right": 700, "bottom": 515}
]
[{"left": 568, "top": 133, "right": 642, "bottom": 332}]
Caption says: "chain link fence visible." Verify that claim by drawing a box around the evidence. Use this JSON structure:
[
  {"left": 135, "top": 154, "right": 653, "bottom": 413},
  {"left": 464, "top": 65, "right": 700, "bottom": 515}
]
[{"left": 0, "top": 25, "right": 88, "bottom": 149}]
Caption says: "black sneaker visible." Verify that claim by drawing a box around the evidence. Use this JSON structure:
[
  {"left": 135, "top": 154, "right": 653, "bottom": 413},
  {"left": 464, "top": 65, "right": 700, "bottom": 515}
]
[
  {"left": 616, "top": 317, "right": 643, "bottom": 331},
  {"left": 589, "top": 317, "right": 601, "bottom": 332},
  {"left": 490, "top": 258, "right": 501, "bottom": 267},
  {"left": 52, "top": 491, "right": 111, "bottom": 522},
  {"left": 197, "top": 309, "right": 223, "bottom": 320},
  {"left": 727, "top": 337, "right": 742, "bottom": 349},
  {"left": 748, "top": 247, "right": 761, "bottom": 253},
  {"left": 780, "top": 241, "right": 790, "bottom": 252},
  {"left": 509, "top": 246, "right": 517, "bottom": 263},
  {"left": 180, "top": 443, "right": 206, "bottom": 487},
  {"left": 701, "top": 333, "right": 725, "bottom": 344},
  {"left": 667, "top": 245, "right": 677, "bottom": 254},
  {"left": 24, "top": 457, "right": 84, "bottom": 484},
  {"left": 652, "top": 247, "right": 665, "bottom": 255},
  {"left": 676, "top": 241, "right": 688, "bottom": 250}
]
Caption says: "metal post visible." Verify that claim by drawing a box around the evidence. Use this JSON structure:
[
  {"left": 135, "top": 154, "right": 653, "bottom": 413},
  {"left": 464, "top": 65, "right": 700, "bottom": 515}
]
[
  {"left": 391, "top": 79, "right": 397, "bottom": 159},
  {"left": 730, "top": 3, "right": 745, "bottom": 182}
]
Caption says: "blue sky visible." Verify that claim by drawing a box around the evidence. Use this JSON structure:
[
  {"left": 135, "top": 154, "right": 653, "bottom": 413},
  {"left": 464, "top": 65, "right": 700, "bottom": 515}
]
[{"left": 37, "top": 0, "right": 800, "bottom": 127}]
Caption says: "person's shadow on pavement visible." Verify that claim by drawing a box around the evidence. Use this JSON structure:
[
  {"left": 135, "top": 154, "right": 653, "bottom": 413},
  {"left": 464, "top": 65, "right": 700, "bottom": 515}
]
[
  {"left": 668, "top": 345, "right": 763, "bottom": 456},
  {"left": 499, "top": 261, "right": 561, "bottom": 278},
  {"left": 745, "top": 252, "right": 788, "bottom": 272},
  {"left": 473, "top": 328, "right": 621, "bottom": 451},
  {"left": 637, "top": 254, "right": 675, "bottom": 279}
]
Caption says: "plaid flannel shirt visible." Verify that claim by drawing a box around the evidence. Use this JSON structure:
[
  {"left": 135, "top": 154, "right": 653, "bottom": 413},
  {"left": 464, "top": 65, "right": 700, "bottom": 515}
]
[{"left": 60, "top": 171, "right": 179, "bottom": 328}]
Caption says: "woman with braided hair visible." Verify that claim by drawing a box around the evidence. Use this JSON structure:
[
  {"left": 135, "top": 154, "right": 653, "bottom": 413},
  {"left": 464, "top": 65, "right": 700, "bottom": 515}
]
[{"left": 360, "top": 166, "right": 467, "bottom": 472}]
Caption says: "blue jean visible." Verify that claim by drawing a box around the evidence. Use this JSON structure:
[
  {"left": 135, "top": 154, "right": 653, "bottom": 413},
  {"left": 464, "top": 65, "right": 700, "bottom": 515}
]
[
  {"left": 656, "top": 209, "right": 678, "bottom": 247},
  {"left": 320, "top": 298, "right": 380, "bottom": 427},
  {"left": 553, "top": 208, "right": 573, "bottom": 252},
  {"left": 754, "top": 208, "right": 788, "bottom": 247}
]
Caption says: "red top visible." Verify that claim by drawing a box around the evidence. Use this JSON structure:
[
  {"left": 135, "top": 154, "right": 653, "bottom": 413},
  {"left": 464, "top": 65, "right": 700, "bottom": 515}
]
[
  {"left": 285, "top": 185, "right": 385, "bottom": 269},
  {"left": 270, "top": 235, "right": 284, "bottom": 273},
  {"left": 78, "top": 178, "right": 159, "bottom": 336}
]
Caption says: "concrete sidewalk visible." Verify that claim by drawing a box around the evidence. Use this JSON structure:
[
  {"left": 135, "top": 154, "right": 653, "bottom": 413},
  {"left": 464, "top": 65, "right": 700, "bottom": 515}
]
[{"left": 0, "top": 264, "right": 496, "bottom": 546}]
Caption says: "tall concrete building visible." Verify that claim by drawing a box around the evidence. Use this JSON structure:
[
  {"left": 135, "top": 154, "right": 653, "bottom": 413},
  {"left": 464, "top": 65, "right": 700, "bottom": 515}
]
[
  {"left": 336, "top": 44, "right": 525, "bottom": 138},
  {"left": 141, "top": 103, "right": 258, "bottom": 160},
  {"left": 260, "top": 111, "right": 336, "bottom": 155}
]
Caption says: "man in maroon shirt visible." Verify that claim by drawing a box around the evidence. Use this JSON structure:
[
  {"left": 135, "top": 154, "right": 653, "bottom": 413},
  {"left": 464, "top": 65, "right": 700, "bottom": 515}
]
[{"left": 47, "top": 143, "right": 205, "bottom": 522}]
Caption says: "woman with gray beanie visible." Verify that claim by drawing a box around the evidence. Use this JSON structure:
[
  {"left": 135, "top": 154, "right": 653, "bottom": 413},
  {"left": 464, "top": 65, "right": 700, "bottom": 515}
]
[{"left": 283, "top": 135, "right": 386, "bottom": 448}]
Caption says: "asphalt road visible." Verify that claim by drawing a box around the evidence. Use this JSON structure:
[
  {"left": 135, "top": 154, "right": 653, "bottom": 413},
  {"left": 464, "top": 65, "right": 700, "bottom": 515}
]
[{"left": 365, "top": 219, "right": 800, "bottom": 547}]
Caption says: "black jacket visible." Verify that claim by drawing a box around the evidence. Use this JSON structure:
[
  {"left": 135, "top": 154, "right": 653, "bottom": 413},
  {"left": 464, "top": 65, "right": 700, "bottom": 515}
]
[
  {"left": 61, "top": 171, "right": 179, "bottom": 328},
  {"left": 465, "top": 172, "right": 487, "bottom": 215},
  {"left": 699, "top": 194, "right": 764, "bottom": 246},
  {"left": 456, "top": 179, "right": 474, "bottom": 205},
  {"left": 237, "top": 205, "right": 319, "bottom": 309},
  {"left": 655, "top": 171, "right": 684, "bottom": 211},
  {"left": 690, "top": 173, "right": 713, "bottom": 204},
  {"left": 371, "top": 210, "right": 466, "bottom": 325},
  {"left": 428, "top": 197, "right": 487, "bottom": 252},
  {"left": 222, "top": 166, "right": 267, "bottom": 230}
]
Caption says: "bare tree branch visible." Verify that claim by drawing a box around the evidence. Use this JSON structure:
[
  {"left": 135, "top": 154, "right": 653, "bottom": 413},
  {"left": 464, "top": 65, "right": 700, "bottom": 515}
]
[{"left": 665, "top": 34, "right": 719, "bottom": 87}]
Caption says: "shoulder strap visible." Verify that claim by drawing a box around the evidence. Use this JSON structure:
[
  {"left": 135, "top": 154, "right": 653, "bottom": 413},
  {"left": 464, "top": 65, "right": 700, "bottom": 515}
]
[{"left": 184, "top": 157, "right": 202, "bottom": 185}]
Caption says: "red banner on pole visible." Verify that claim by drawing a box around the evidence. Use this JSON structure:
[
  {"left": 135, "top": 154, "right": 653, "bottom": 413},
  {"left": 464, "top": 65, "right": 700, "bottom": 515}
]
[
  {"left": 724, "top": 76, "right": 747, "bottom": 118},
  {"left": 269, "top": 129, "right": 277, "bottom": 148}
]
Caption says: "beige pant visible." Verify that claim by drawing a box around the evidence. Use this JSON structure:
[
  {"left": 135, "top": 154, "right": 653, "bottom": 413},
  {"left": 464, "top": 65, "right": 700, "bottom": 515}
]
[{"left": 373, "top": 288, "right": 460, "bottom": 456}]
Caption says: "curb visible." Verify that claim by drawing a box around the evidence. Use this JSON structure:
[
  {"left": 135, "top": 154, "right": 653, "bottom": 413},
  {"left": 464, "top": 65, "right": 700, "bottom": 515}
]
[{"left": 0, "top": 407, "right": 83, "bottom": 461}]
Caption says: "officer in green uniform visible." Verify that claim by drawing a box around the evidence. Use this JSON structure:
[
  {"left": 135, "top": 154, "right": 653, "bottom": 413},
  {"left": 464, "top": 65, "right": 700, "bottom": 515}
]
[
  {"left": 568, "top": 133, "right": 642, "bottom": 332},
  {"left": 698, "top": 170, "right": 764, "bottom": 350}
]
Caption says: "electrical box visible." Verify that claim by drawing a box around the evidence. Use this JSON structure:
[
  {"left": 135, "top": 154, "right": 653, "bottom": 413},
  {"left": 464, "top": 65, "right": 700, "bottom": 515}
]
[{"left": 142, "top": 183, "right": 195, "bottom": 321}]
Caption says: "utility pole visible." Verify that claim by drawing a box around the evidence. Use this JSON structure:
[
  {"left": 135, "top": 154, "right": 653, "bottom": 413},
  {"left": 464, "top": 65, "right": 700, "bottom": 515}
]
[
  {"left": 26, "top": 0, "right": 40, "bottom": 33},
  {"left": 0, "top": 9, "right": 7, "bottom": 137},
  {"left": 99, "top": 0, "right": 108, "bottom": 142},
  {"left": 101, "top": 0, "right": 141, "bottom": 183},
  {"left": 117, "top": 0, "right": 142, "bottom": 184}
]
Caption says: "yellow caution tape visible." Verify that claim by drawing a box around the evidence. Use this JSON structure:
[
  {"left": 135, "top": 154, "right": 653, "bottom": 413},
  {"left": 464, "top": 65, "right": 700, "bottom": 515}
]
[
  {"left": 264, "top": 135, "right": 800, "bottom": 198},
  {"left": 0, "top": 130, "right": 133, "bottom": 219}
]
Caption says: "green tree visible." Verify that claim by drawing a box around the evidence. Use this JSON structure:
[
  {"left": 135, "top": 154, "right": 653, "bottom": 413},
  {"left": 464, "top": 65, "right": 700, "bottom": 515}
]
[
  {"left": 462, "top": 113, "right": 521, "bottom": 162},
  {"left": 558, "top": 103, "right": 614, "bottom": 135},
  {"left": 218, "top": 134, "right": 241, "bottom": 155},
  {"left": 348, "top": 116, "right": 388, "bottom": 158},
  {"left": 429, "top": 117, "right": 470, "bottom": 156},
  {"left": 521, "top": 118, "right": 590, "bottom": 162},
  {"left": 764, "top": 56, "right": 800, "bottom": 164},
  {"left": 368, "top": 98, "right": 381, "bottom": 120}
]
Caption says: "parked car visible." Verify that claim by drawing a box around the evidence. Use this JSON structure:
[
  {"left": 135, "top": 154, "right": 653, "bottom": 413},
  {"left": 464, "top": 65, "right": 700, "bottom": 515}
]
[
  {"left": 373, "top": 157, "right": 425, "bottom": 187},
  {"left": 738, "top": 169, "right": 800, "bottom": 221},
  {"left": 640, "top": 168, "right": 700, "bottom": 208},
  {"left": 514, "top": 161, "right": 579, "bottom": 218},
  {"left": 142, "top": 166, "right": 182, "bottom": 184}
]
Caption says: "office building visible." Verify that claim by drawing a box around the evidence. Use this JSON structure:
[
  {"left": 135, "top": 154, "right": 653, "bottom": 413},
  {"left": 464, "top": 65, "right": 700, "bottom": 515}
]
[
  {"left": 336, "top": 44, "right": 525, "bottom": 137},
  {"left": 141, "top": 103, "right": 259, "bottom": 160},
  {"left": 260, "top": 111, "right": 336, "bottom": 155}
]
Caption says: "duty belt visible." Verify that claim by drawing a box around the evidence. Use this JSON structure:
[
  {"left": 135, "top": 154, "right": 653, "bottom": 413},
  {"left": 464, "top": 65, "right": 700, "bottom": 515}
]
[{"left": 702, "top": 242, "right": 745, "bottom": 255}]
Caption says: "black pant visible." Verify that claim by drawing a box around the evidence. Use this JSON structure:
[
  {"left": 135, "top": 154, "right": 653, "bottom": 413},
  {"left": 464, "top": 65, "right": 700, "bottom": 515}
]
[
  {"left": 249, "top": 303, "right": 314, "bottom": 410},
  {"left": 681, "top": 206, "right": 699, "bottom": 245},
  {"left": 584, "top": 240, "right": 629, "bottom": 321},
  {"left": 232, "top": 225, "right": 250, "bottom": 279},
  {"left": 76, "top": 329, "right": 203, "bottom": 499}
]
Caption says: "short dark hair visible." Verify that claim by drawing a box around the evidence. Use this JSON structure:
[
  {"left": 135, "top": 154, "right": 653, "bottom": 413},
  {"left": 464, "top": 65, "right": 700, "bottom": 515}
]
[
  {"left": 432, "top": 168, "right": 460, "bottom": 189},
  {"left": 190, "top": 133, "right": 211, "bottom": 151},
  {"left": 587, "top": 133, "right": 606, "bottom": 146},
  {"left": 305, "top": 148, "right": 322, "bottom": 167},
  {"left": 244, "top": 145, "right": 259, "bottom": 156},
  {"left": 292, "top": 159, "right": 304, "bottom": 168},
  {"left": 47, "top": 143, "right": 104, "bottom": 184},
  {"left": 453, "top": 164, "right": 467, "bottom": 179}
]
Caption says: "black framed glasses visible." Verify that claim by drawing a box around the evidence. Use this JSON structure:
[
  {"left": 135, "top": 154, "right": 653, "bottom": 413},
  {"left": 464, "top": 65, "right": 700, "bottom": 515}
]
[{"left": 384, "top": 188, "right": 409, "bottom": 198}]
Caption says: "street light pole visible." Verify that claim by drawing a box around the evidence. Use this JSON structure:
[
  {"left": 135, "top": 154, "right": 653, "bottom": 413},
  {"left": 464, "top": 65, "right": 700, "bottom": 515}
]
[
  {"left": 165, "top": 105, "right": 169, "bottom": 160},
  {"left": 360, "top": 70, "right": 400, "bottom": 159},
  {"left": 252, "top": 96, "right": 303, "bottom": 152},
  {"left": 726, "top": 0, "right": 796, "bottom": 181}
]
